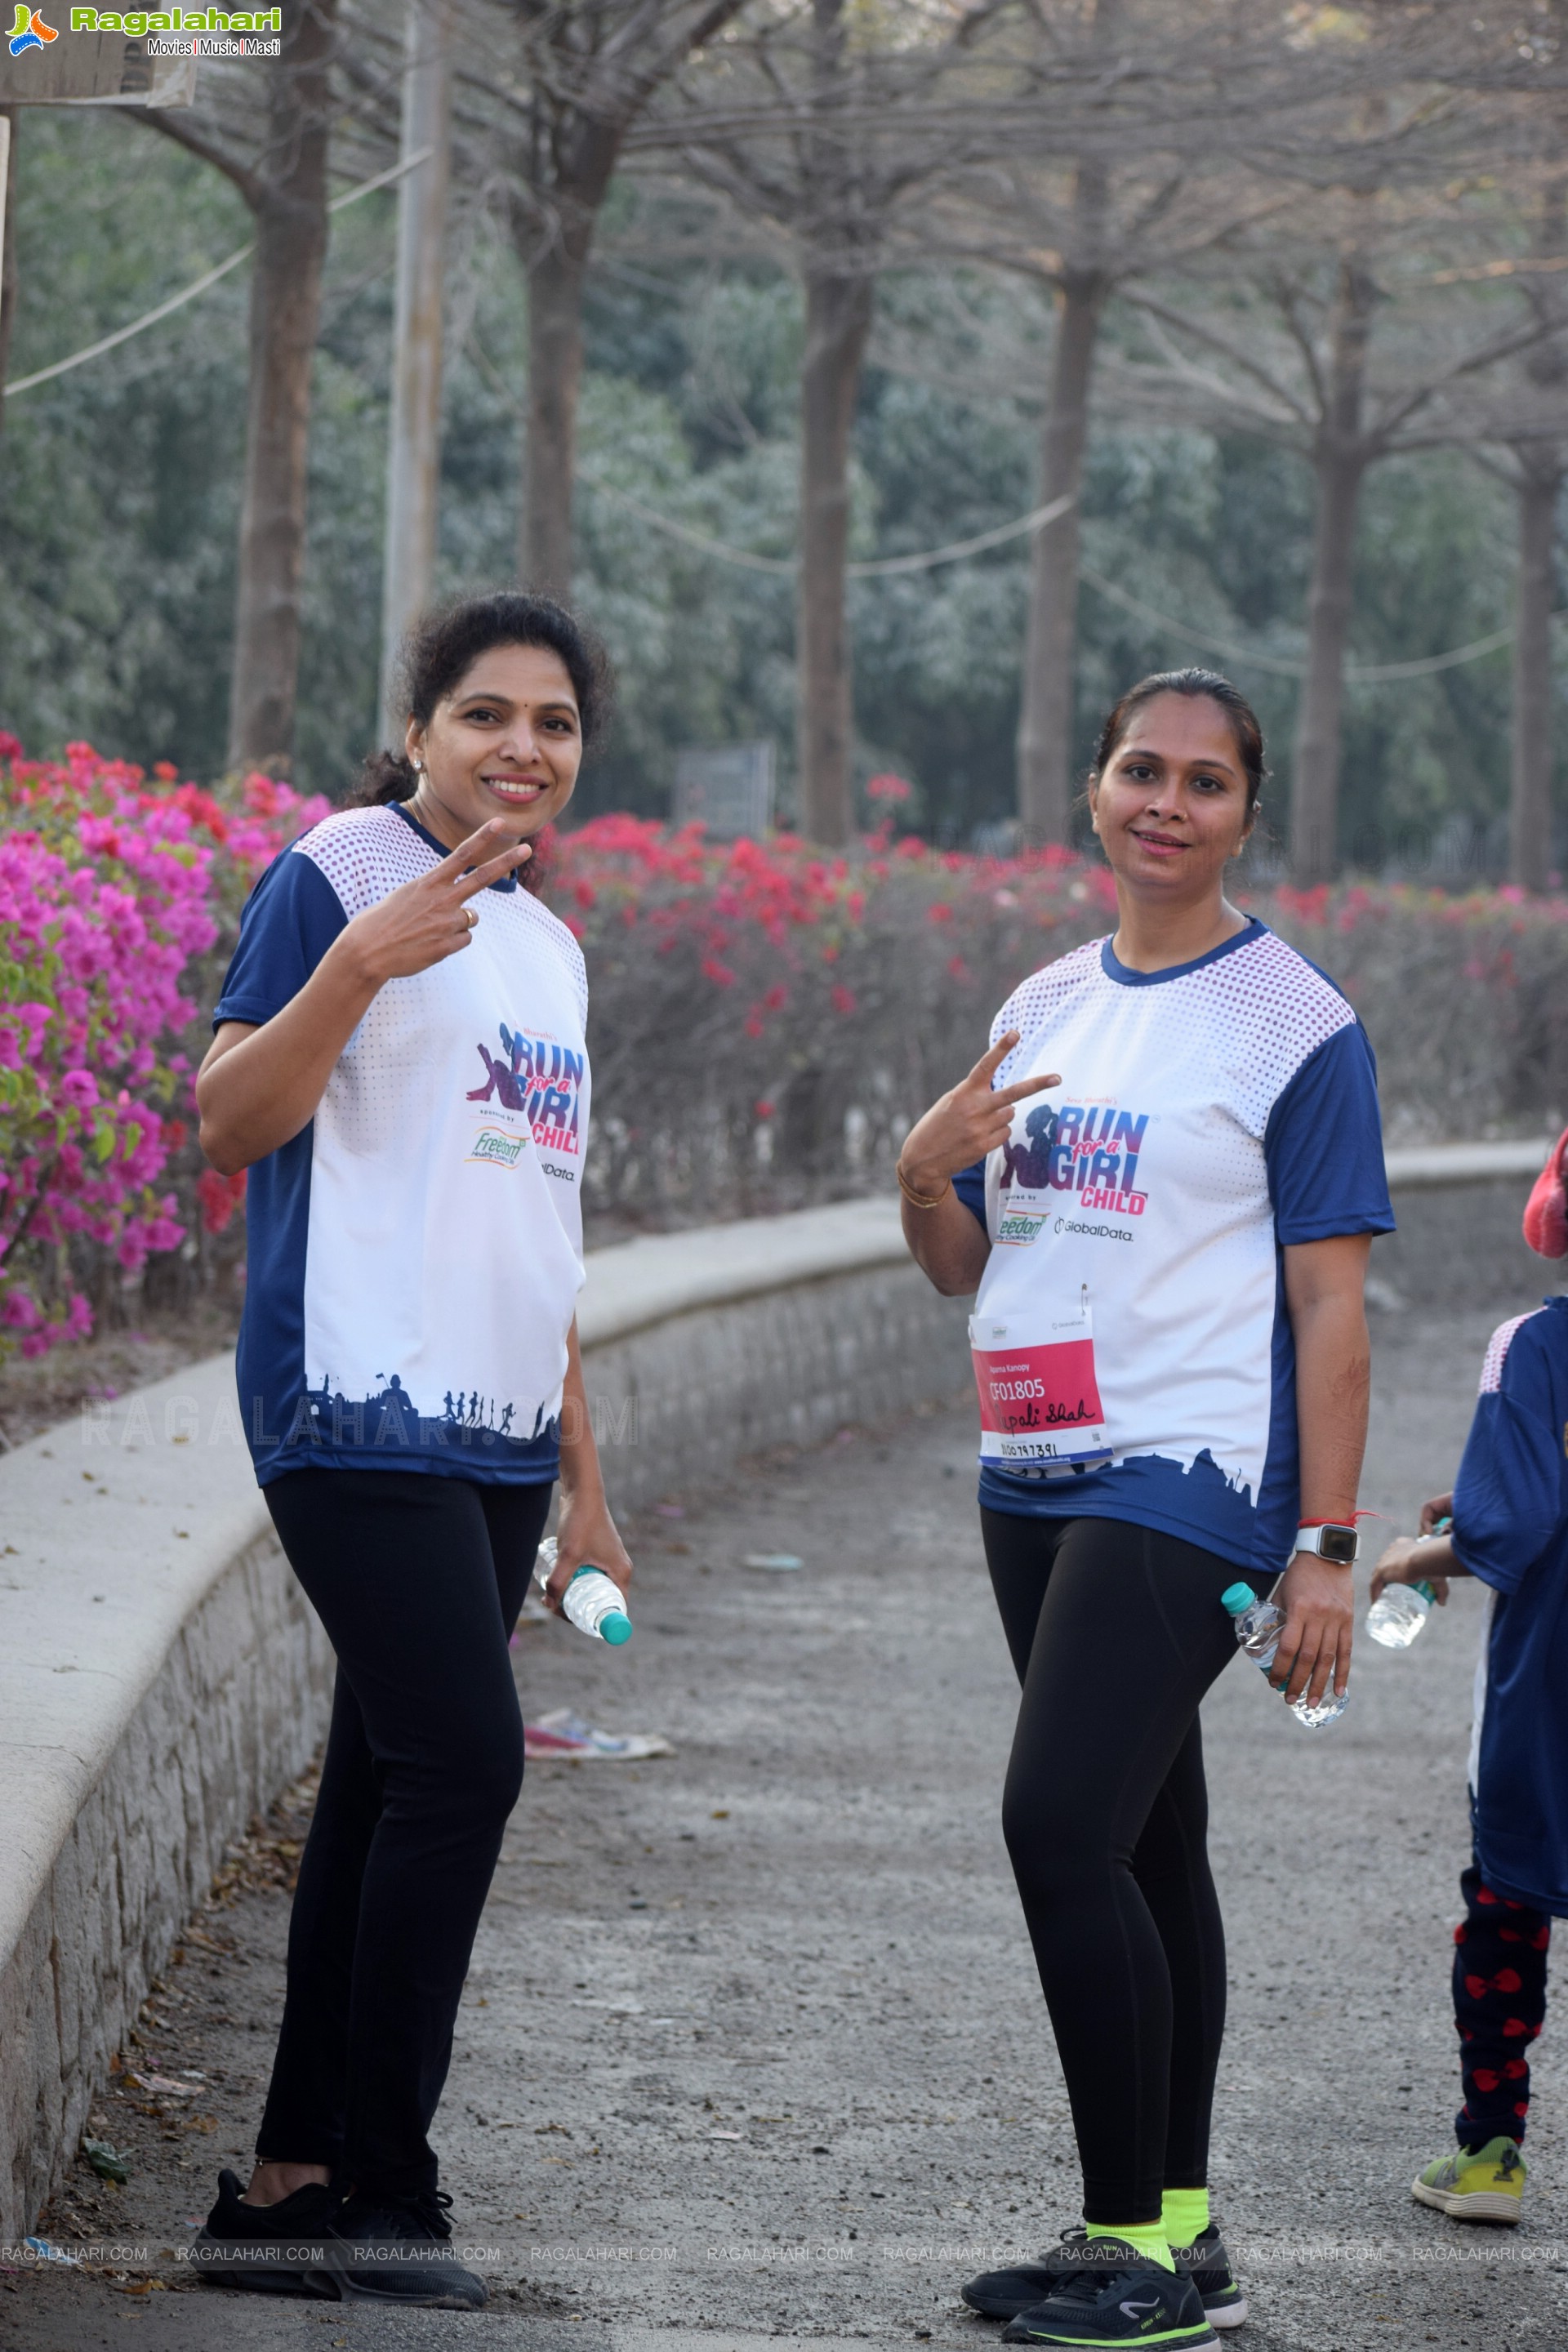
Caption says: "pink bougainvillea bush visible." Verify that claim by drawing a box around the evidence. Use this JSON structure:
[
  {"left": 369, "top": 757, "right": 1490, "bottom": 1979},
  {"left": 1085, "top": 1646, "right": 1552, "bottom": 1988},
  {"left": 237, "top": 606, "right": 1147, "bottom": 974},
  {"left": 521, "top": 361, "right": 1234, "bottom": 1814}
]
[{"left": 0, "top": 737, "right": 326, "bottom": 1361}]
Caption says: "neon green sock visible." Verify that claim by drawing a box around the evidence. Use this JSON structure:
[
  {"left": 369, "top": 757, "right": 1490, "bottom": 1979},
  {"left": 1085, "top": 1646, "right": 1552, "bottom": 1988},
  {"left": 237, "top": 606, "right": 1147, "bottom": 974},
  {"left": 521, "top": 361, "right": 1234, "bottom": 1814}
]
[
  {"left": 1160, "top": 2187, "right": 1210, "bottom": 2247},
  {"left": 1084, "top": 2218, "right": 1174, "bottom": 2272}
]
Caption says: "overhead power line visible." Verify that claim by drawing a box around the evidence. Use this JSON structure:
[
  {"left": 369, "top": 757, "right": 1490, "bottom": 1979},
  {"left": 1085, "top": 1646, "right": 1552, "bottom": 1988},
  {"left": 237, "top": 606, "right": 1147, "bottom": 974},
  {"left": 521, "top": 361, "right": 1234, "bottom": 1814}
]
[
  {"left": 583, "top": 472, "right": 1553, "bottom": 682},
  {"left": 3, "top": 149, "right": 433, "bottom": 399},
  {"left": 580, "top": 473, "right": 1076, "bottom": 577},
  {"left": 11, "top": 253, "right": 1552, "bottom": 686}
]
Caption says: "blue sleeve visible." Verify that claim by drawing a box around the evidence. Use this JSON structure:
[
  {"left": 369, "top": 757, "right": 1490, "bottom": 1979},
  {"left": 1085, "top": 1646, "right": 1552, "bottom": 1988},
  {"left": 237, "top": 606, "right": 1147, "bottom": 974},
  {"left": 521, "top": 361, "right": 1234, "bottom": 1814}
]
[
  {"left": 213, "top": 844, "right": 348, "bottom": 1030},
  {"left": 952, "top": 1156, "right": 987, "bottom": 1231},
  {"left": 1263, "top": 1021, "right": 1395, "bottom": 1245},
  {"left": 1452, "top": 1322, "right": 1566, "bottom": 1594}
]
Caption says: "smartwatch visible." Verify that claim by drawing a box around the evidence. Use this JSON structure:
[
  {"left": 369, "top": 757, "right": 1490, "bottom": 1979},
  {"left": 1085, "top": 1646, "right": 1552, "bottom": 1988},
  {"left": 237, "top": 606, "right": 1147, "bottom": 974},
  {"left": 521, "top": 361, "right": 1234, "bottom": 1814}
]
[{"left": 1294, "top": 1521, "right": 1360, "bottom": 1566}]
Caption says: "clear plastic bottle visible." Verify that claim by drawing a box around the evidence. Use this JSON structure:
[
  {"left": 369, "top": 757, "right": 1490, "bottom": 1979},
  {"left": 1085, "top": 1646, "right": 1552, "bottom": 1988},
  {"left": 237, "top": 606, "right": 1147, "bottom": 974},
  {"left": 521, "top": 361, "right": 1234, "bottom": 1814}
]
[
  {"left": 1219, "top": 1581, "right": 1348, "bottom": 1726},
  {"left": 534, "top": 1536, "right": 633, "bottom": 1646},
  {"left": 1365, "top": 1579, "right": 1435, "bottom": 1648}
]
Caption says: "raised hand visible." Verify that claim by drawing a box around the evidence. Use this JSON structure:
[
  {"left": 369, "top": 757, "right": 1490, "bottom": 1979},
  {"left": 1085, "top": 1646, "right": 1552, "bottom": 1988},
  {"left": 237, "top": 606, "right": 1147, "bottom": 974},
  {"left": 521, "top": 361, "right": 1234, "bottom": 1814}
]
[
  {"left": 898, "top": 1029, "right": 1061, "bottom": 1195},
  {"left": 342, "top": 822, "right": 532, "bottom": 987}
]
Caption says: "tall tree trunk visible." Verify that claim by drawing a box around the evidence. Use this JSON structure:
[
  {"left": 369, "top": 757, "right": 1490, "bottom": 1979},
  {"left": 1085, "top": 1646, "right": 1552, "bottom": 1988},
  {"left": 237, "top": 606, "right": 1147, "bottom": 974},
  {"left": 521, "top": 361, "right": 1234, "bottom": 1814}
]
[
  {"left": 796, "top": 264, "right": 871, "bottom": 845},
  {"left": 0, "top": 109, "right": 17, "bottom": 436},
  {"left": 1016, "top": 265, "right": 1104, "bottom": 847},
  {"left": 520, "top": 233, "right": 590, "bottom": 595},
  {"left": 1289, "top": 258, "right": 1375, "bottom": 885},
  {"left": 1510, "top": 449, "right": 1561, "bottom": 890},
  {"left": 226, "top": 0, "right": 336, "bottom": 773}
]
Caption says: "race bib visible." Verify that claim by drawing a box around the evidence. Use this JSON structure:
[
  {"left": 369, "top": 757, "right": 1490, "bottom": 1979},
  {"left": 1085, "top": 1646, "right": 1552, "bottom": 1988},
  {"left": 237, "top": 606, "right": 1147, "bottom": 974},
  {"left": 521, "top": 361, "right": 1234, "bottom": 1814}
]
[{"left": 969, "top": 1294, "right": 1111, "bottom": 1473}]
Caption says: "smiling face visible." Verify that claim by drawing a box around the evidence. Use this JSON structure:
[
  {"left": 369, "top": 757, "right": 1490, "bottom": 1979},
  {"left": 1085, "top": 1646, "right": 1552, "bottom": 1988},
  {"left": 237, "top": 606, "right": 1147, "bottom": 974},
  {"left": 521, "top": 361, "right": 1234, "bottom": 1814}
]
[
  {"left": 404, "top": 642, "right": 583, "bottom": 851},
  {"left": 1088, "top": 691, "right": 1255, "bottom": 903}
]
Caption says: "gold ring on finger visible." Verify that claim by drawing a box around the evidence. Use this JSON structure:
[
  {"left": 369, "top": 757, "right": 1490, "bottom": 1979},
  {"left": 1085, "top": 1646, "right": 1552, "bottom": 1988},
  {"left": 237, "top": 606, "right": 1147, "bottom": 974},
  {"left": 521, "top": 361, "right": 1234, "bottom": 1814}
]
[{"left": 466, "top": 906, "right": 479, "bottom": 928}]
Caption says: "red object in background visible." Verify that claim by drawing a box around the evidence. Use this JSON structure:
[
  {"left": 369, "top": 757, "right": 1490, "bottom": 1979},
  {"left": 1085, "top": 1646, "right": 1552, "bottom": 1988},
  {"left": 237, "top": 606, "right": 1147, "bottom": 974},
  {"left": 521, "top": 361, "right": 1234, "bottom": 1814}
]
[{"left": 1522, "top": 1126, "right": 1568, "bottom": 1258}]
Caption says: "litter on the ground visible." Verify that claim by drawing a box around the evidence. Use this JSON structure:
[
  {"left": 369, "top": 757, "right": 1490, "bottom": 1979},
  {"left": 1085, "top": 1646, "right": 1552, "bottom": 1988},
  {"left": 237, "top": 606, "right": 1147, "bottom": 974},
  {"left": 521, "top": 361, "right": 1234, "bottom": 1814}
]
[
  {"left": 82, "top": 2136, "right": 131, "bottom": 2182},
  {"left": 524, "top": 1708, "right": 674, "bottom": 1762},
  {"left": 125, "top": 2071, "right": 200, "bottom": 2096},
  {"left": 742, "top": 1551, "right": 804, "bottom": 1572},
  {"left": 23, "top": 2238, "right": 80, "bottom": 2266}
]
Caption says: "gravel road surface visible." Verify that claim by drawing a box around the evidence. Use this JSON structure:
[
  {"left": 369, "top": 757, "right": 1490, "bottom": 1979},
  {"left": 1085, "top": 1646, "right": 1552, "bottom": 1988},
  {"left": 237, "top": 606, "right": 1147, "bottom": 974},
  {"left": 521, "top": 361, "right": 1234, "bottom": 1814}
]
[{"left": 6, "top": 1294, "right": 1565, "bottom": 2352}]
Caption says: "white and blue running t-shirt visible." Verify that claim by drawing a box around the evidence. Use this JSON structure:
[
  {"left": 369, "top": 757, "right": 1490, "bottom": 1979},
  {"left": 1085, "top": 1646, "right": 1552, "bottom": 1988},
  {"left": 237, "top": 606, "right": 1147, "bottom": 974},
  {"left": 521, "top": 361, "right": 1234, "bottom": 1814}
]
[
  {"left": 955, "top": 919, "right": 1394, "bottom": 1576},
  {"left": 215, "top": 801, "right": 590, "bottom": 1487}
]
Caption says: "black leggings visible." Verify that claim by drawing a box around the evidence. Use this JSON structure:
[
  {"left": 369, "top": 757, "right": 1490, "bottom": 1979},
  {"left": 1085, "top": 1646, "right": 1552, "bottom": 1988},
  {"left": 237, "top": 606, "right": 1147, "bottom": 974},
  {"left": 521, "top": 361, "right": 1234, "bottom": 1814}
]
[
  {"left": 257, "top": 1468, "right": 552, "bottom": 2203},
  {"left": 982, "top": 1508, "right": 1265, "bottom": 2225}
]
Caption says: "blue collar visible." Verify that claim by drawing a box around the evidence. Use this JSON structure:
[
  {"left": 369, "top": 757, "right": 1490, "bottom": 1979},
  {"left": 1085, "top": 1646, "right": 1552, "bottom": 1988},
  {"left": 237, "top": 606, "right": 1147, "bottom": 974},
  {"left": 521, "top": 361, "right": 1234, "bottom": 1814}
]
[
  {"left": 1100, "top": 915, "right": 1263, "bottom": 987},
  {"left": 389, "top": 797, "right": 520, "bottom": 892}
]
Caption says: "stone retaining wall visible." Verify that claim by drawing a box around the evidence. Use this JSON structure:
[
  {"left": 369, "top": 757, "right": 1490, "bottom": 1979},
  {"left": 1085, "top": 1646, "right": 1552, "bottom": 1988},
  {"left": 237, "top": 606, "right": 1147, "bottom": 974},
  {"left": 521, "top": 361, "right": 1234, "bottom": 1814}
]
[{"left": 0, "top": 1143, "right": 1553, "bottom": 2235}]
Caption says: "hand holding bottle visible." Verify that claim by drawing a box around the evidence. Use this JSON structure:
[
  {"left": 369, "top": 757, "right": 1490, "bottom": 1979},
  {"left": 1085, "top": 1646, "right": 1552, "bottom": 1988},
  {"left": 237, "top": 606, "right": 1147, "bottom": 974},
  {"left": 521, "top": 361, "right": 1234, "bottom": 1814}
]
[{"left": 1369, "top": 1508, "right": 1454, "bottom": 1643}]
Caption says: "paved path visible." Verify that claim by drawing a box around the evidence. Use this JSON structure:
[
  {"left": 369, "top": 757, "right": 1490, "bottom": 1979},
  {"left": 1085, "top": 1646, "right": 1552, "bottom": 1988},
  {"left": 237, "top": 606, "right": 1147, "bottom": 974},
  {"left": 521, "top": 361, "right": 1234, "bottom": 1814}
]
[{"left": 7, "top": 1298, "right": 1566, "bottom": 2352}]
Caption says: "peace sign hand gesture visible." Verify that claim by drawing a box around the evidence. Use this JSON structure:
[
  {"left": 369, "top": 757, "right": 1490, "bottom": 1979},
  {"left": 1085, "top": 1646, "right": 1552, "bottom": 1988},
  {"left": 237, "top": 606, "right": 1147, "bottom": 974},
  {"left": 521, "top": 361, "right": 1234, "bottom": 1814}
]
[
  {"left": 341, "top": 820, "right": 532, "bottom": 988},
  {"left": 898, "top": 1030, "right": 1060, "bottom": 1199}
]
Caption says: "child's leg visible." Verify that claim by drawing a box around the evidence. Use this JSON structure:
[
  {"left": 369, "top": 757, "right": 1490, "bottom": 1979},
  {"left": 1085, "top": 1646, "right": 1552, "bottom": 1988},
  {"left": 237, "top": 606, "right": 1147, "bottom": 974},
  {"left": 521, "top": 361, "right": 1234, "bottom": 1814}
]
[{"left": 1452, "top": 1855, "right": 1550, "bottom": 2149}]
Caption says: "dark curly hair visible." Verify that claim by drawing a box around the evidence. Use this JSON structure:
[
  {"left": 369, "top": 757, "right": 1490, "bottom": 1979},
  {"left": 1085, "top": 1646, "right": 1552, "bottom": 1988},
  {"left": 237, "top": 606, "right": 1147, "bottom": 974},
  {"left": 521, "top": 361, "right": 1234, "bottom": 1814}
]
[
  {"left": 353, "top": 592, "right": 614, "bottom": 893},
  {"left": 1092, "top": 666, "right": 1267, "bottom": 817}
]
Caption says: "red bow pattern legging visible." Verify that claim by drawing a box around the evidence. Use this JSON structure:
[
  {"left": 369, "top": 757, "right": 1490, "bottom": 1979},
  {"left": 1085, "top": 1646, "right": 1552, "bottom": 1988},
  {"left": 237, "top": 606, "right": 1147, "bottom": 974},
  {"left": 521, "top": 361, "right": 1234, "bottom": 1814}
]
[{"left": 1452, "top": 1855, "right": 1551, "bottom": 2150}]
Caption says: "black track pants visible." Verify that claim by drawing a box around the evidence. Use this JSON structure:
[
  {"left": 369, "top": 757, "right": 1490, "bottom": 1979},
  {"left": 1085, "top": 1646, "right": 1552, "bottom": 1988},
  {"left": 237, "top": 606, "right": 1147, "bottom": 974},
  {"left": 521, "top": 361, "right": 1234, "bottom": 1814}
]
[
  {"left": 982, "top": 1508, "right": 1265, "bottom": 2225},
  {"left": 256, "top": 1468, "right": 552, "bottom": 2202}
]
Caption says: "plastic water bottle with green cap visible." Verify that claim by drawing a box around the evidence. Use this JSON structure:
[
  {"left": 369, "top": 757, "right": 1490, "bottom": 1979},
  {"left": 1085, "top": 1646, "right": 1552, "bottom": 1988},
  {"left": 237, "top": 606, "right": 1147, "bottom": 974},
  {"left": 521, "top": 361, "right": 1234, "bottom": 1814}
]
[
  {"left": 1219, "top": 1582, "right": 1348, "bottom": 1726},
  {"left": 534, "top": 1537, "right": 632, "bottom": 1646},
  {"left": 1365, "top": 1516, "right": 1450, "bottom": 1649}
]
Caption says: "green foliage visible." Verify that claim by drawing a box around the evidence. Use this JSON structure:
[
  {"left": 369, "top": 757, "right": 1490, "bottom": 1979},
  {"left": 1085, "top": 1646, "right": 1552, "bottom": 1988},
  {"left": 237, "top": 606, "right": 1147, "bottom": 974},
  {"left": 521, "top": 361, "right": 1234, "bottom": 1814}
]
[{"left": 0, "top": 114, "right": 1553, "bottom": 866}]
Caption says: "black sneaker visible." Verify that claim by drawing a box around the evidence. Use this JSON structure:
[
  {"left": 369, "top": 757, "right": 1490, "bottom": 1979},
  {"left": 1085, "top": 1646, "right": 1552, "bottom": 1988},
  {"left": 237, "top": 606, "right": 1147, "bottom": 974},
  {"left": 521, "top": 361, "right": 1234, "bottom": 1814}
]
[
  {"left": 967, "top": 2226, "right": 1244, "bottom": 2331},
  {"left": 325, "top": 2189, "right": 488, "bottom": 2309},
  {"left": 1169, "top": 2226, "right": 1247, "bottom": 2329},
  {"left": 189, "top": 2168, "right": 340, "bottom": 2296},
  {"left": 998, "top": 2238, "right": 1217, "bottom": 2347}
]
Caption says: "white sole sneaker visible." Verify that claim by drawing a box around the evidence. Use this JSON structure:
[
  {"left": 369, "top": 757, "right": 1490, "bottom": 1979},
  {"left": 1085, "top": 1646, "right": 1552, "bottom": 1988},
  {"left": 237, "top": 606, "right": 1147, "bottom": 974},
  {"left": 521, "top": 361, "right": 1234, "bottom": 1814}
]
[{"left": 1411, "top": 2174, "right": 1521, "bottom": 2224}]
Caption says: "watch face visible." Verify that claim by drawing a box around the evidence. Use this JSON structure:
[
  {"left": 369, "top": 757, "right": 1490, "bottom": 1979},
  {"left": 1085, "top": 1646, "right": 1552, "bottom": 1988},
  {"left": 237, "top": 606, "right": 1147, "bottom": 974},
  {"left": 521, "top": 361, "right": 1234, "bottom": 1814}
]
[{"left": 1318, "top": 1523, "right": 1358, "bottom": 1565}]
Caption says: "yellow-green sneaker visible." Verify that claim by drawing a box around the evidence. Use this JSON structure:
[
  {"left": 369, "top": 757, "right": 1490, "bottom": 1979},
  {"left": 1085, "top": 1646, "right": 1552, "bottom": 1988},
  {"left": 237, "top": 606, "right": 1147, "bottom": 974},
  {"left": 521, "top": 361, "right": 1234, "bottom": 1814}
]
[{"left": 1411, "top": 2137, "right": 1525, "bottom": 2224}]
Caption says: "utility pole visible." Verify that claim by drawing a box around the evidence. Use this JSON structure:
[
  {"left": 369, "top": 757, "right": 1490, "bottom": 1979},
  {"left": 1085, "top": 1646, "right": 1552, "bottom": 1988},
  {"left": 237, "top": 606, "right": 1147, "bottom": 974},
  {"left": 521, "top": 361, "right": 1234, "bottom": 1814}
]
[{"left": 377, "top": 0, "right": 451, "bottom": 751}]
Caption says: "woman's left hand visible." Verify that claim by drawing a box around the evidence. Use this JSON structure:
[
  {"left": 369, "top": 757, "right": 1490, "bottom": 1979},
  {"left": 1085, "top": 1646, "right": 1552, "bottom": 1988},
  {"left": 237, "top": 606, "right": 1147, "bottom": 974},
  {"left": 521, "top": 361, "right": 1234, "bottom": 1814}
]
[
  {"left": 545, "top": 1487, "right": 635, "bottom": 1615},
  {"left": 1270, "top": 1554, "right": 1354, "bottom": 1708}
]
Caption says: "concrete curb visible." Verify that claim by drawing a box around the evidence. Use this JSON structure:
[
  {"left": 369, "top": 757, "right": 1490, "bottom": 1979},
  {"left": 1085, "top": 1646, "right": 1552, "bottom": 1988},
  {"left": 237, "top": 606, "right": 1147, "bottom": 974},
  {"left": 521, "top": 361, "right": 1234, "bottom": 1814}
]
[{"left": 0, "top": 1138, "right": 1553, "bottom": 2234}]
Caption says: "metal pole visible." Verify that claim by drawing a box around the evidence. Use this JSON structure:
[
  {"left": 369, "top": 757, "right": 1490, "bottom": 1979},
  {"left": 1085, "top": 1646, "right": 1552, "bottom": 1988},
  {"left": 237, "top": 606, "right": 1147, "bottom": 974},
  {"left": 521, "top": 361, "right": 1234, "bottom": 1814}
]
[
  {"left": 376, "top": 0, "right": 452, "bottom": 752},
  {"left": 0, "top": 114, "right": 14, "bottom": 432}
]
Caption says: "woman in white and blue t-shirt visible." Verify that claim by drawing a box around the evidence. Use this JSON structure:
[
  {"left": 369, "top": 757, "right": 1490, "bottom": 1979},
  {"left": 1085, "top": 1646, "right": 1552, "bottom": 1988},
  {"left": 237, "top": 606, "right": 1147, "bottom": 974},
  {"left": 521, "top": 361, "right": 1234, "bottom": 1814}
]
[
  {"left": 901, "top": 670, "right": 1392, "bottom": 2350},
  {"left": 189, "top": 595, "right": 630, "bottom": 2310}
]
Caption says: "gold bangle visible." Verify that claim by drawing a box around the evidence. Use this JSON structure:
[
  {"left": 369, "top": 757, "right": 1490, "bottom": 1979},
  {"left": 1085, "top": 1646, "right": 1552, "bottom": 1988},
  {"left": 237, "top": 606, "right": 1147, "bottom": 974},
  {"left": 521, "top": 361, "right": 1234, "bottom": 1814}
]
[{"left": 898, "top": 1164, "right": 952, "bottom": 1209}]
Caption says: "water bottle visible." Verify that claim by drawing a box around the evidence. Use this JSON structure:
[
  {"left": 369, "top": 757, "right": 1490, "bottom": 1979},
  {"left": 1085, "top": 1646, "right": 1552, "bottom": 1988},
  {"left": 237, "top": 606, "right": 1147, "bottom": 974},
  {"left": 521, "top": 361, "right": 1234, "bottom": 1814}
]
[
  {"left": 1365, "top": 1515, "right": 1449, "bottom": 1649},
  {"left": 534, "top": 1537, "right": 633, "bottom": 1646},
  {"left": 1365, "top": 1580, "right": 1434, "bottom": 1648},
  {"left": 1219, "top": 1581, "right": 1348, "bottom": 1727}
]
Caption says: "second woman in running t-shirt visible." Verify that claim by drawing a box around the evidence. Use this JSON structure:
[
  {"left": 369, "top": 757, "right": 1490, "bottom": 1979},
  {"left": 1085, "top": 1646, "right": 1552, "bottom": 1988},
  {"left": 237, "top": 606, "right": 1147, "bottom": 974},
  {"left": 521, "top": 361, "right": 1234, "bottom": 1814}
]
[{"left": 899, "top": 668, "right": 1392, "bottom": 2352}]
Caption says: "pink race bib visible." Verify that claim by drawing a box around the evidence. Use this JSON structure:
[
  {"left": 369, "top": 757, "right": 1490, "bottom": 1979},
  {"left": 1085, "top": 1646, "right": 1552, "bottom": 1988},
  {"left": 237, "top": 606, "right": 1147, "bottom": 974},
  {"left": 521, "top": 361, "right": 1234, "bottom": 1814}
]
[{"left": 969, "top": 1303, "right": 1111, "bottom": 1470}]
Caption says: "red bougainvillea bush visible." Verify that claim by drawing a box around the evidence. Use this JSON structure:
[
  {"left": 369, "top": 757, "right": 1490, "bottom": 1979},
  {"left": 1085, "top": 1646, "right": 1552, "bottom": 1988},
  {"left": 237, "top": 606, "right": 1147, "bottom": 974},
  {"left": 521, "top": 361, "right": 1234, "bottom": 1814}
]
[
  {"left": 5, "top": 741, "right": 1566, "bottom": 1333},
  {"left": 549, "top": 818, "right": 1568, "bottom": 1227},
  {"left": 0, "top": 737, "right": 326, "bottom": 1361},
  {"left": 546, "top": 815, "right": 1119, "bottom": 1223}
]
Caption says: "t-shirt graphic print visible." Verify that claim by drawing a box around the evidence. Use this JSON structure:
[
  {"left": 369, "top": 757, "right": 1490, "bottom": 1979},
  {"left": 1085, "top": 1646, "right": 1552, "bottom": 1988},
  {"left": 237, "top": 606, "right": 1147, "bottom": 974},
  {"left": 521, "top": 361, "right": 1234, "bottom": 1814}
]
[
  {"left": 215, "top": 802, "right": 590, "bottom": 1487},
  {"left": 959, "top": 919, "right": 1394, "bottom": 1576}
]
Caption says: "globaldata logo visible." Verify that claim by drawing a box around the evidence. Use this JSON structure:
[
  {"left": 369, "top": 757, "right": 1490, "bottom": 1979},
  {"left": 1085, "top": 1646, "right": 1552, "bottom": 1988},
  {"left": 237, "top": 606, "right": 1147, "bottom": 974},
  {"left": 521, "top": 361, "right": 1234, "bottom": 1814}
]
[{"left": 7, "top": 6, "right": 59, "bottom": 54}]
